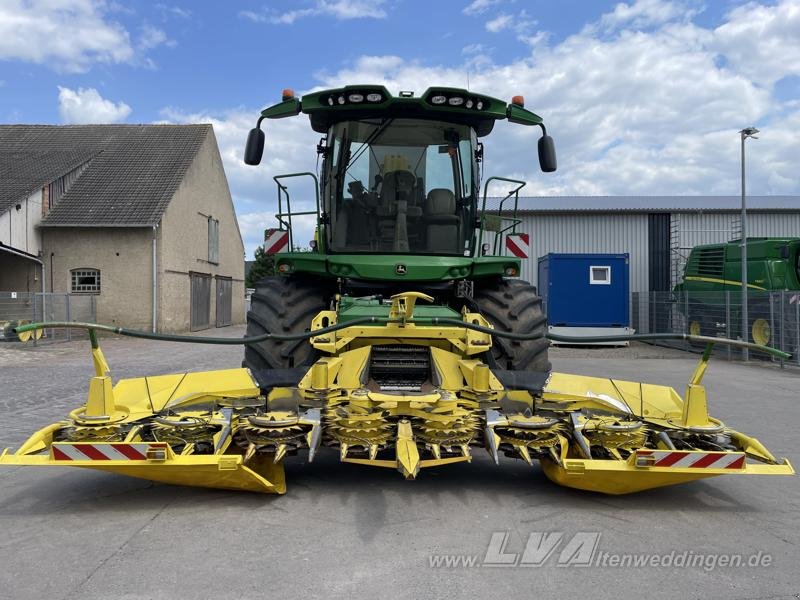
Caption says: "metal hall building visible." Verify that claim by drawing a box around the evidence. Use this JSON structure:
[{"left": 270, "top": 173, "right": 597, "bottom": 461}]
[{"left": 505, "top": 196, "right": 800, "bottom": 293}]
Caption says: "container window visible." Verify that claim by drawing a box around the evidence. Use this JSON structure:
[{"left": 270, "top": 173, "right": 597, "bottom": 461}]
[{"left": 589, "top": 265, "right": 611, "bottom": 285}]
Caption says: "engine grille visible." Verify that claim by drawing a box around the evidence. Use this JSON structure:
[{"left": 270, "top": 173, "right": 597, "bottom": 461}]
[{"left": 368, "top": 345, "right": 431, "bottom": 392}]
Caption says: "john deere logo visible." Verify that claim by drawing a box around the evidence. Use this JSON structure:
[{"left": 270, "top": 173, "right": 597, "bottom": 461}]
[{"left": 395, "top": 264, "right": 407, "bottom": 275}]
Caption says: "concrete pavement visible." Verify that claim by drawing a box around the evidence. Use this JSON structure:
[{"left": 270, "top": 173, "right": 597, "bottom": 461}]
[{"left": 0, "top": 329, "right": 798, "bottom": 600}]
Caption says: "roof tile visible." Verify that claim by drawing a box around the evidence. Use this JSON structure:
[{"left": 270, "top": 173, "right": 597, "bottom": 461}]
[{"left": 0, "top": 124, "right": 210, "bottom": 226}]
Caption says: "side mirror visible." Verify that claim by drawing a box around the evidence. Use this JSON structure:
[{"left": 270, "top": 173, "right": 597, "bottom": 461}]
[
  {"left": 244, "top": 127, "right": 265, "bottom": 165},
  {"left": 538, "top": 135, "right": 557, "bottom": 172}
]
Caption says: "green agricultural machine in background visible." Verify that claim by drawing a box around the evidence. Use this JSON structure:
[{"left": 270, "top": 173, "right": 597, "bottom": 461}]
[
  {"left": 675, "top": 238, "right": 800, "bottom": 346},
  {"left": 242, "top": 85, "right": 557, "bottom": 373}
]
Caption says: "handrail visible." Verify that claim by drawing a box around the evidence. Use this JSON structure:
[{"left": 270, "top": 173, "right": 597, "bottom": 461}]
[
  {"left": 272, "top": 172, "right": 320, "bottom": 252},
  {"left": 478, "top": 176, "right": 526, "bottom": 256}
]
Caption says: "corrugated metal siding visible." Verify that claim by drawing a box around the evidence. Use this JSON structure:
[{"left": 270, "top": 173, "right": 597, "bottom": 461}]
[
  {"left": 747, "top": 212, "right": 800, "bottom": 237},
  {"left": 514, "top": 210, "right": 800, "bottom": 294},
  {"left": 514, "top": 214, "right": 649, "bottom": 292},
  {"left": 674, "top": 212, "right": 736, "bottom": 248},
  {"left": 674, "top": 212, "right": 800, "bottom": 247}
]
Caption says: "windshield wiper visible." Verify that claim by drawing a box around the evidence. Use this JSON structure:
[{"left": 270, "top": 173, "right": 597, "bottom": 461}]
[{"left": 340, "top": 118, "right": 394, "bottom": 177}]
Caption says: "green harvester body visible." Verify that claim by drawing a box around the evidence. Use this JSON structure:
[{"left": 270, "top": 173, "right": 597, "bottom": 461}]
[{"left": 248, "top": 85, "right": 556, "bottom": 283}]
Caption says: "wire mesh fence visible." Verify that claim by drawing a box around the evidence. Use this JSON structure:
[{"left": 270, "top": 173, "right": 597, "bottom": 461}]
[
  {"left": 632, "top": 290, "right": 800, "bottom": 366},
  {"left": 0, "top": 292, "right": 96, "bottom": 343}
]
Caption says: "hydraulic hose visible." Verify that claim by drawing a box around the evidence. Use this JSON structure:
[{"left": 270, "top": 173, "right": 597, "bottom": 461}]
[
  {"left": 15, "top": 318, "right": 383, "bottom": 345},
  {"left": 432, "top": 317, "right": 791, "bottom": 360},
  {"left": 15, "top": 318, "right": 791, "bottom": 360}
]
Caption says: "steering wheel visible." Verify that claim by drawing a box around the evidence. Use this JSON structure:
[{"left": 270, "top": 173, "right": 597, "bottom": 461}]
[
  {"left": 347, "top": 180, "right": 370, "bottom": 210},
  {"left": 384, "top": 170, "right": 415, "bottom": 195}
]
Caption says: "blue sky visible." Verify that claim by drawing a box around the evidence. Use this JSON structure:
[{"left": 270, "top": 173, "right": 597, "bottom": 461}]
[{"left": 1, "top": 0, "right": 799, "bottom": 257}]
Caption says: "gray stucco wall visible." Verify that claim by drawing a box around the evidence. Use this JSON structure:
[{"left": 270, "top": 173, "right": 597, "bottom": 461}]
[
  {"left": 24, "top": 126, "right": 244, "bottom": 333},
  {"left": 158, "top": 127, "right": 245, "bottom": 332},
  {"left": 0, "top": 253, "right": 42, "bottom": 293},
  {"left": 42, "top": 227, "right": 153, "bottom": 329}
]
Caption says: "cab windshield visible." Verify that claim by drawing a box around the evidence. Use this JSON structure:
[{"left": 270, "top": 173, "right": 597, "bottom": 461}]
[{"left": 327, "top": 118, "right": 475, "bottom": 255}]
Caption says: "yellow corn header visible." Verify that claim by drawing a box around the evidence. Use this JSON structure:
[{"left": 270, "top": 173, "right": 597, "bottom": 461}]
[{"left": 1, "top": 292, "right": 793, "bottom": 495}]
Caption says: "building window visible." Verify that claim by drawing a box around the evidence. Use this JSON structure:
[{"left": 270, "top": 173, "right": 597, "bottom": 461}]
[
  {"left": 71, "top": 269, "right": 101, "bottom": 293},
  {"left": 208, "top": 217, "right": 220, "bottom": 264},
  {"left": 589, "top": 265, "right": 611, "bottom": 285}
]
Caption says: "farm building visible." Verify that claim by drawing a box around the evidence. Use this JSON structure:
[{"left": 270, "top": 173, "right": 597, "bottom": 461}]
[{"left": 0, "top": 124, "right": 245, "bottom": 332}]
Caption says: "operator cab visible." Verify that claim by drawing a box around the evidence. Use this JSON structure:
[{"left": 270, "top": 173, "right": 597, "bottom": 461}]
[{"left": 326, "top": 118, "right": 476, "bottom": 256}]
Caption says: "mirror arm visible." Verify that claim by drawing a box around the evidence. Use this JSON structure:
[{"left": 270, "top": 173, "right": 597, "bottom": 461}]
[{"left": 537, "top": 123, "right": 548, "bottom": 136}]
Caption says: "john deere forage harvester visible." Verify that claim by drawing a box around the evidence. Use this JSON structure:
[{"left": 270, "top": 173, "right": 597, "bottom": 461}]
[{"left": 1, "top": 86, "right": 793, "bottom": 494}]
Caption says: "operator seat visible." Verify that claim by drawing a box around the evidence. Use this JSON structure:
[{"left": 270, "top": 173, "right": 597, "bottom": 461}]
[{"left": 424, "top": 189, "right": 460, "bottom": 253}]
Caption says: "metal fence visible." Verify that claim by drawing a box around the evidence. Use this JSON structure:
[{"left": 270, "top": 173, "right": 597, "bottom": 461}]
[
  {"left": 632, "top": 290, "right": 800, "bottom": 366},
  {"left": 0, "top": 292, "right": 96, "bottom": 343}
]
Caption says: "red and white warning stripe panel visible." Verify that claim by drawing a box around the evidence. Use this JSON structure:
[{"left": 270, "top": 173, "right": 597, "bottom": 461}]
[
  {"left": 505, "top": 233, "right": 530, "bottom": 259},
  {"left": 264, "top": 228, "right": 289, "bottom": 255},
  {"left": 51, "top": 443, "right": 164, "bottom": 461},
  {"left": 636, "top": 450, "right": 746, "bottom": 469}
]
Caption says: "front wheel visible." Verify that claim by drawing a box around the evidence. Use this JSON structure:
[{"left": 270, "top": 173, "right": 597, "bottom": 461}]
[
  {"left": 472, "top": 278, "right": 550, "bottom": 372},
  {"left": 243, "top": 276, "right": 331, "bottom": 370}
]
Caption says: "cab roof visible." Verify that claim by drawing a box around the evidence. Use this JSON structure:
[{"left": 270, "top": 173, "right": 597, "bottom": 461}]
[{"left": 260, "top": 85, "right": 544, "bottom": 137}]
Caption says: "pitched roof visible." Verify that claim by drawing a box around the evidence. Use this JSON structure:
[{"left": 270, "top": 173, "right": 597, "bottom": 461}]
[
  {"left": 504, "top": 195, "right": 800, "bottom": 213},
  {"left": 0, "top": 124, "right": 211, "bottom": 226}
]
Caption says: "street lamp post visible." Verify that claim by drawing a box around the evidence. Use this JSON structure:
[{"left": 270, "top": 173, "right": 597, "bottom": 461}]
[{"left": 739, "top": 127, "right": 759, "bottom": 360}]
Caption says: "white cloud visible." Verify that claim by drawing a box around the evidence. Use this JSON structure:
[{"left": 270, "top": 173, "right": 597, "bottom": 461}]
[
  {"left": 240, "top": 0, "right": 387, "bottom": 25},
  {"left": 0, "top": 0, "right": 175, "bottom": 73},
  {"left": 462, "top": 43, "right": 487, "bottom": 55},
  {"left": 155, "top": 4, "right": 191, "bottom": 19},
  {"left": 306, "top": 1, "right": 798, "bottom": 198},
  {"left": 600, "top": 0, "right": 693, "bottom": 30},
  {"left": 463, "top": 0, "right": 501, "bottom": 16},
  {"left": 713, "top": 0, "right": 800, "bottom": 87},
  {"left": 164, "top": 0, "right": 800, "bottom": 255},
  {"left": 321, "top": 0, "right": 387, "bottom": 19},
  {"left": 485, "top": 13, "right": 513, "bottom": 33},
  {"left": 0, "top": 0, "right": 134, "bottom": 72},
  {"left": 138, "top": 24, "right": 175, "bottom": 51},
  {"left": 58, "top": 86, "right": 132, "bottom": 124},
  {"left": 484, "top": 9, "right": 538, "bottom": 39}
]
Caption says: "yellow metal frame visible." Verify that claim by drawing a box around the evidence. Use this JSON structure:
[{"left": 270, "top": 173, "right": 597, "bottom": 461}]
[{"left": 0, "top": 300, "right": 794, "bottom": 496}]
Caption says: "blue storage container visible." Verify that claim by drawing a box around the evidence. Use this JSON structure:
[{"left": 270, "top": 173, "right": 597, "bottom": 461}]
[{"left": 538, "top": 253, "right": 630, "bottom": 328}]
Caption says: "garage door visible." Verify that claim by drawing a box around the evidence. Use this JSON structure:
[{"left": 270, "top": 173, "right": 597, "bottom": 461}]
[
  {"left": 190, "top": 272, "right": 211, "bottom": 331},
  {"left": 215, "top": 276, "right": 232, "bottom": 327}
]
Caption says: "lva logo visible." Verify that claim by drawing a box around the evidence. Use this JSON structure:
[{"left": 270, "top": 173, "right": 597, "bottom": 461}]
[{"left": 482, "top": 531, "right": 600, "bottom": 567}]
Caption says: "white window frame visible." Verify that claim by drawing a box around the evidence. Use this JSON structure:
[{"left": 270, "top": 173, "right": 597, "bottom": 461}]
[
  {"left": 71, "top": 268, "right": 101, "bottom": 294},
  {"left": 589, "top": 265, "right": 611, "bottom": 285}
]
